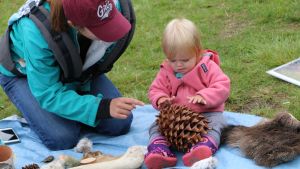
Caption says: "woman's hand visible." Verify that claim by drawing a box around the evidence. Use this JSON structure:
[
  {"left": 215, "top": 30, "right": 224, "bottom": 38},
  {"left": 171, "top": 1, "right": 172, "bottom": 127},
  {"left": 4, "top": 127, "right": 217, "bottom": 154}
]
[
  {"left": 110, "top": 97, "right": 144, "bottom": 119},
  {"left": 187, "top": 95, "right": 207, "bottom": 105}
]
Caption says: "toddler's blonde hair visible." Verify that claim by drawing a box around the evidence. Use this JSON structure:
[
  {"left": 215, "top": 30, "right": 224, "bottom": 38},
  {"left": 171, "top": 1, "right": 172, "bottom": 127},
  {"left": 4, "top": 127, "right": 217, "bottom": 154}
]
[{"left": 162, "top": 18, "right": 202, "bottom": 59}]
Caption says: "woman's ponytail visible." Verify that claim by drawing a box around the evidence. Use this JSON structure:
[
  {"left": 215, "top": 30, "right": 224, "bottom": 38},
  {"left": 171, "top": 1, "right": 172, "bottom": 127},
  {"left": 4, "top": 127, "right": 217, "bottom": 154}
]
[{"left": 50, "top": 0, "right": 68, "bottom": 32}]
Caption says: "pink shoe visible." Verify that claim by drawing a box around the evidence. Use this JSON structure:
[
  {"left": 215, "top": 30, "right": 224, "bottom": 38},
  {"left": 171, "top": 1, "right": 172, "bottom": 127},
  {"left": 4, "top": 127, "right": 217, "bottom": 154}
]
[
  {"left": 182, "top": 136, "right": 217, "bottom": 166},
  {"left": 144, "top": 137, "right": 177, "bottom": 169}
]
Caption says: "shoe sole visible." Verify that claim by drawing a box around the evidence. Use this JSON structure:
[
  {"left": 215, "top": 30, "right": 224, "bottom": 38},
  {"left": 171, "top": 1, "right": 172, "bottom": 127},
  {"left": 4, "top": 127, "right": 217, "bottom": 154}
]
[
  {"left": 182, "top": 145, "right": 212, "bottom": 166},
  {"left": 144, "top": 154, "right": 177, "bottom": 169}
]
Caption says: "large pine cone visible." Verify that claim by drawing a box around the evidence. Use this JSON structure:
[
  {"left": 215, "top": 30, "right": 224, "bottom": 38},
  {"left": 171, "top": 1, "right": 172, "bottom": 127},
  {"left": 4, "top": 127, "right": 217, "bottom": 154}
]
[
  {"left": 22, "top": 163, "right": 40, "bottom": 169},
  {"left": 156, "top": 101, "right": 210, "bottom": 152}
]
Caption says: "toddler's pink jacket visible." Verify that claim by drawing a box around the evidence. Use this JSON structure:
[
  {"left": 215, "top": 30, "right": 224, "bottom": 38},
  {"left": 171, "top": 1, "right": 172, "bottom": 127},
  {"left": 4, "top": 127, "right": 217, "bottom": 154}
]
[{"left": 148, "top": 50, "right": 230, "bottom": 113}]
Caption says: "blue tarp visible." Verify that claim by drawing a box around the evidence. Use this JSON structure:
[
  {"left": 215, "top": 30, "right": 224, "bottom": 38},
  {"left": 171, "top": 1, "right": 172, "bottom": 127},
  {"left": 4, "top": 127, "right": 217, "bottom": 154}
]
[{"left": 0, "top": 105, "right": 299, "bottom": 169}]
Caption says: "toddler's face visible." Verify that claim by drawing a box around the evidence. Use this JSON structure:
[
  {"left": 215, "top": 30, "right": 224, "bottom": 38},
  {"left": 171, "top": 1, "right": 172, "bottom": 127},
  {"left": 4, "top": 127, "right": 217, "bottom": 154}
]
[{"left": 167, "top": 51, "right": 198, "bottom": 74}]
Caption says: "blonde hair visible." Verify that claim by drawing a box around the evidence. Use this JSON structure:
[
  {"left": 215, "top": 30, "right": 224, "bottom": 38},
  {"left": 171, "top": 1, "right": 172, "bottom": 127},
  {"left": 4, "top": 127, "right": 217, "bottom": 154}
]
[{"left": 162, "top": 18, "right": 202, "bottom": 59}]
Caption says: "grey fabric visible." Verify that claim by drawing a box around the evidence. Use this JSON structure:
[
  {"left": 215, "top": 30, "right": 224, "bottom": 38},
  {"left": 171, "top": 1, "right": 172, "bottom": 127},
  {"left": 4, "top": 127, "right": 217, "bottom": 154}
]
[
  {"left": 203, "top": 112, "right": 227, "bottom": 146},
  {"left": 149, "top": 122, "right": 160, "bottom": 143},
  {"left": 83, "top": 41, "right": 113, "bottom": 71}
]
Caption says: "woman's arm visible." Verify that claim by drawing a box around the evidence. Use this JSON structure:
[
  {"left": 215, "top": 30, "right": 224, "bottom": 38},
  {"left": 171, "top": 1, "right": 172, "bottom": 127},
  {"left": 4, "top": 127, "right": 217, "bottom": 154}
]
[{"left": 16, "top": 17, "right": 103, "bottom": 127}]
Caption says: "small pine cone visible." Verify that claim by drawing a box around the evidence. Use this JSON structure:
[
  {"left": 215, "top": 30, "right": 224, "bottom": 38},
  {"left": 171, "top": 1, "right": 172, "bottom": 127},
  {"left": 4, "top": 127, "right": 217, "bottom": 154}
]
[
  {"left": 22, "top": 163, "right": 40, "bottom": 169},
  {"left": 156, "top": 101, "right": 210, "bottom": 152}
]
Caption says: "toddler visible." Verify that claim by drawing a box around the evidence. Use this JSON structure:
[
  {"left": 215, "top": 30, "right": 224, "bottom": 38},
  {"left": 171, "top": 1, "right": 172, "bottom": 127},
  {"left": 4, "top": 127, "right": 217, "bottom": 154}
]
[{"left": 144, "top": 18, "right": 230, "bottom": 169}]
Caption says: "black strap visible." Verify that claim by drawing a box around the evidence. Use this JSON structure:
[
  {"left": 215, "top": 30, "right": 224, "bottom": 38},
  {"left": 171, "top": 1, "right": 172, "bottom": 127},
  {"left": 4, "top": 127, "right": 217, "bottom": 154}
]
[
  {"left": 99, "top": 0, "right": 135, "bottom": 73},
  {"left": 38, "top": 0, "right": 46, "bottom": 6},
  {"left": 28, "top": 1, "right": 83, "bottom": 80},
  {"left": 0, "top": 27, "right": 25, "bottom": 77},
  {"left": 83, "top": 0, "right": 136, "bottom": 78}
]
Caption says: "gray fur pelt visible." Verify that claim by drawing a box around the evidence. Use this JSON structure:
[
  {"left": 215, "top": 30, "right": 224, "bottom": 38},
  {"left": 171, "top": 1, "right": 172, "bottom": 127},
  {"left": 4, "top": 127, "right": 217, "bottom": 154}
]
[{"left": 221, "top": 112, "right": 300, "bottom": 167}]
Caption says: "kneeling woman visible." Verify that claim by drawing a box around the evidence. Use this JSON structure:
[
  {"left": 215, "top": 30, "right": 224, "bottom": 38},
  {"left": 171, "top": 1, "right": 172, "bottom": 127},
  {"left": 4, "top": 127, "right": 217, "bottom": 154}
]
[{"left": 0, "top": 0, "right": 143, "bottom": 150}]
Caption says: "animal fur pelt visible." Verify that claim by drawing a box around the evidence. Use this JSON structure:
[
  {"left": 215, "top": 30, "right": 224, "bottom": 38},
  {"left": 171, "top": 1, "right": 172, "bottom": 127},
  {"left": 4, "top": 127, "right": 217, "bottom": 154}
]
[
  {"left": 74, "top": 137, "right": 93, "bottom": 154},
  {"left": 190, "top": 156, "right": 218, "bottom": 169},
  {"left": 221, "top": 112, "right": 300, "bottom": 167},
  {"left": 41, "top": 155, "right": 80, "bottom": 169}
]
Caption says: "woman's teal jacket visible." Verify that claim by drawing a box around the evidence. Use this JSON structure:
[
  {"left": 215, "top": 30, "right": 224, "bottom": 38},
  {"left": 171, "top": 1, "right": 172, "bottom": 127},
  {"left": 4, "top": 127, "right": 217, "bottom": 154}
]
[{"left": 0, "top": 3, "right": 103, "bottom": 127}]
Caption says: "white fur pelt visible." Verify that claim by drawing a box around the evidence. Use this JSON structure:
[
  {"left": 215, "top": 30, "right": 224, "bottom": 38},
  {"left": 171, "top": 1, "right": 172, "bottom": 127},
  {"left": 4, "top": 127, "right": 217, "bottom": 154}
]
[
  {"left": 70, "top": 146, "right": 147, "bottom": 169},
  {"left": 190, "top": 157, "right": 218, "bottom": 169},
  {"left": 74, "top": 137, "right": 93, "bottom": 154},
  {"left": 41, "top": 155, "right": 80, "bottom": 169},
  {"left": 40, "top": 159, "right": 64, "bottom": 169}
]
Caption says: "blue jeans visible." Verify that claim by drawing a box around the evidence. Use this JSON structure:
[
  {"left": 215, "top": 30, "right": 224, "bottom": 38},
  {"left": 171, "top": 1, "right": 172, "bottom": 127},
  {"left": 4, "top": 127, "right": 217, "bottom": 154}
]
[{"left": 0, "top": 74, "right": 133, "bottom": 150}]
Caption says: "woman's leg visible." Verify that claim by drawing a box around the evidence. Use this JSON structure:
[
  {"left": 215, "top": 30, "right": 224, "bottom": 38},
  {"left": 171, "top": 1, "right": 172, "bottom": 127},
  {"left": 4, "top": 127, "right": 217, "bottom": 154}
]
[
  {"left": 0, "top": 74, "right": 81, "bottom": 150},
  {"left": 90, "top": 74, "right": 133, "bottom": 135}
]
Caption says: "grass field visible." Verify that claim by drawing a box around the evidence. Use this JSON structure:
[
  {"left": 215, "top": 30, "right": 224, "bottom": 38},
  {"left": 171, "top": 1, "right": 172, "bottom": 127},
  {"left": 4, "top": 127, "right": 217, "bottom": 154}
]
[{"left": 1, "top": 0, "right": 300, "bottom": 119}]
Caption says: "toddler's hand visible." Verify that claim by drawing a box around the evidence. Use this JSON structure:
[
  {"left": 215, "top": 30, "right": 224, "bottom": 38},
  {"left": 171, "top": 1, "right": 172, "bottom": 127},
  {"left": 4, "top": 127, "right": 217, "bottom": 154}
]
[
  {"left": 157, "top": 96, "right": 175, "bottom": 107},
  {"left": 187, "top": 95, "right": 207, "bottom": 105}
]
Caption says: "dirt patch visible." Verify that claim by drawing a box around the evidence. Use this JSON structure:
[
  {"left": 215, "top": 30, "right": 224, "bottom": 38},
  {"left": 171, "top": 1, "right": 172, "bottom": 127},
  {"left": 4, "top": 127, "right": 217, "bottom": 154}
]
[
  {"left": 219, "top": 15, "right": 250, "bottom": 39},
  {"left": 227, "top": 88, "right": 289, "bottom": 114},
  {"left": 285, "top": 22, "right": 300, "bottom": 30},
  {"left": 240, "top": 97, "right": 281, "bottom": 113}
]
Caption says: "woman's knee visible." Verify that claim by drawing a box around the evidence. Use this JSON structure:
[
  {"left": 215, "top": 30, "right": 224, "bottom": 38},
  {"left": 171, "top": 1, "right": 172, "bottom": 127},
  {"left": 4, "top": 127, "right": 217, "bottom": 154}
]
[
  {"left": 42, "top": 131, "right": 80, "bottom": 150},
  {"left": 112, "top": 113, "right": 133, "bottom": 135},
  {"left": 119, "top": 115, "right": 133, "bottom": 134},
  {"left": 97, "top": 113, "right": 133, "bottom": 136}
]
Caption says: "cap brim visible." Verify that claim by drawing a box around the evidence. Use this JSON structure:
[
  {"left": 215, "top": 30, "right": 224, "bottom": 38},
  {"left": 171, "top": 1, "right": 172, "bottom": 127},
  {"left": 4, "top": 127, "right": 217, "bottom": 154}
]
[{"left": 88, "top": 11, "right": 131, "bottom": 42}]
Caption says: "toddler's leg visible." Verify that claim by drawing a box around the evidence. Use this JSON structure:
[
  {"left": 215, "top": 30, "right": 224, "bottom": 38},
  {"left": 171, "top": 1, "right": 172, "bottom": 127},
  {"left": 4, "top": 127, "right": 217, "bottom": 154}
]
[
  {"left": 144, "top": 122, "right": 177, "bottom": 169},
  {"left": 183, "top": 112, "right": 226, "bottom": 166}
]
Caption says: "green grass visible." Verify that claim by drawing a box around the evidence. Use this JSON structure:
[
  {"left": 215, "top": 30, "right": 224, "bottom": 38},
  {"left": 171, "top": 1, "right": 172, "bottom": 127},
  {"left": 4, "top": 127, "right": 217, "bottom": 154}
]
[{"left": 1, "top": 0, "right": 300, "bottom": 119}]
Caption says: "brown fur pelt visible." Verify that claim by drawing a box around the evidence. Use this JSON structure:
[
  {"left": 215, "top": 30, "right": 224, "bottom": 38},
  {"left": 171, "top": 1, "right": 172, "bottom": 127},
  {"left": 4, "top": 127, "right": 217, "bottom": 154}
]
[{"left": 221, "top": 112, "right": 300, "bottom": 167}]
